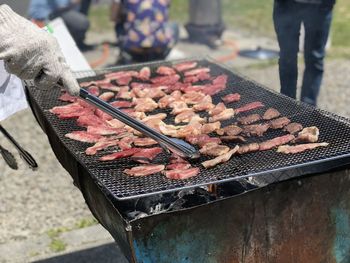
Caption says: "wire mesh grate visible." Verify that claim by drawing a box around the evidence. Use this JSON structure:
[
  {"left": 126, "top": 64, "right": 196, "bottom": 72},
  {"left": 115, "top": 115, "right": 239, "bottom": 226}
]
[{"left": 26, "top": 58, "right": 350, "bottom": 200}]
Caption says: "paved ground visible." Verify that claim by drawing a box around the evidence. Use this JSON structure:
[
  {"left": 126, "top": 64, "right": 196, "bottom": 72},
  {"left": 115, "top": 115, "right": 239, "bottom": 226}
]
[{"left": 0, "top": 26, "right": 350, "bottom": 262}]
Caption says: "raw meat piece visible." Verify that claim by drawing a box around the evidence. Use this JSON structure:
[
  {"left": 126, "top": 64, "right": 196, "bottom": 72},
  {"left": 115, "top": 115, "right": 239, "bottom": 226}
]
[
  {"left": 116, "top": 86, "right": 132, "bottom": 99},
  {"left": 295, "top": 126, "right": 319, "bottom": 143},
  {"left": 184, "top": 75, "right": 199, "bottom": 84},
  {"left": 131, "top": 147, "right": 163, "bottom": 164},
  {"left": 208, "top": 108, "right": 234, "bottom": 122},
  {"left": 263, "top": 108, "right": 280, "bottom": 120},
  {"left": 76, "top": 99, "right": 96, "bottom": 110},
  {"left": 197, "top": 137, "right": 222, "bottom": 147},
  {"left": 185, "top": 134, "right": 221, "bottom": 146},
  {"left": 166, "top": 163, "right": 191, "bottom": 170},
  {"left": 212, "top": 74, "right": 228, "bottom": 86},
  {"left": 133, "top": 98, "right": 158, "bottom": 112},
  {"left": 95, "top": 109, "right": 113, "bottom": 121},
  {"left": 138, "top": 67, "right": 151, "bottom": 80},
  {"left": 87, "top": 86, "right": 100, "bottom": 96},
  {"left": 184, "top": 67, "right": 210, "bottom": 76},
  {"left": 55, "top": 108, "right": 93, "bottom": 119},
  {"left": 216, "top": 125, "right": 242, "bottom": 136},
  {"left": 130, "top": 82, "right": 152, "bottom": 89},
  {"left": 242, "top": 123, "right": 270, "bottom": 137},
  {"left": 106, "top": 119, "right": 125, "bottom": 128},
  {"left": 222, "top": 93, "right": 241, "bottom": 104},
  {"left": 169, "top": 101, "right": 189, "bottom": 115},
  {"left": 197, "top": 72, "right": 211, "bottom": 81},
  {"left": 208, "top": 102, "right": 226, "bottom": 116},
  {"left": 133, "top": 137, "right": 158, "bottom": 146},
  {"left": 220, "top": 135, "right": 246, "bottom": 143},
  {"left": 99, "top": 92, "right": 115, "bottom": 102},
  {"left": 142, "top": 113, "right": 167, "bottom": 123},
  {"left": 259, "top": 134, "right": 295, "bottom": 151},
  {"left": 65, "top": 131, "right": 103, "bottom": 143},
  {"left": 193, "top": 95, "right": 214, "bottom": 112},
  {"left": 163, "top": 167, "right": 200, "bottom": 180},
  {"left": 169, "top": 153, "right": 189, "bottom": 164},
  {"left": 235, "top": 101, "right": 265, "bottom": 114},
  {"left": 173, "top": 61, "right": 197, "bottom": 72},
  {"left": 99, "top": 85, "right": 120, "bottom": 92},
  {"left": 77, "top": 114, "right": 107, "bottom": 127},
  {"left": 156, "top": 66, "right": 176, "bottom": 75},
  {"left": 174, "top": 109, "right": 196, "bottom": 124},
  {"left": 124, "top": 164, "right": 165, "bottom": 176},
  {"left": 201, "top": 121, "right": 221, "bottom": 134},
  {"left": 158, "top": 95, "right": 177, "bottom": 108},
  {"left": 87, "top": 126, "right": 126, "bottom": 135},
  {"left": 201, "top": 146, "right": 239, "bottom": 168},
  {"left": 269, "top": 117, "right": 291, "bottom": 129},
  {"left": 283, "top": 122, "right": 303, "bottom": 134},
  {"left": 181, "top": 91, "right": 205, "bottom": 105},
  {"left": 277, "top": 142, "right": 329, "bottom": 154},
  {"left": 238, "top": 114, "right": 261, "bottom": 125},
  {"left": 110, "top": 101, "right": 134, "bottom": 108},
  {"left": 118, "top": 137, "right": 134, "bottom": 150},
  {"left": 50, "top": 103, "right": 83, "bottom": 115},
  {"left": 85, "top": 139, "right": 119, "bottom": 155},
  {"left": 158, "top": 123, "right": 183, "bottom": 137},
  {"left": 116, "top": 76, "right": 132, "bottom": 86},
  {"left": 100, "top": 148, "right": 141, "bottom": 161},
  {"left": 237, "top": 143, "right": 260, "bottom": 155},
  {"left": 180, "top": 84, "right": 203, "bottom": 93},
  {"left": 59, "top": 92, "right": 77, "bottom": 102},
  {"left": 150, "top": 74, "right": 180, "bottom": 85},
  {"left": 200, "top": 143, "right": 230, "bottom": 157},
  {"left": 105, "top": 70, "right": 139, "bottom": 80}
]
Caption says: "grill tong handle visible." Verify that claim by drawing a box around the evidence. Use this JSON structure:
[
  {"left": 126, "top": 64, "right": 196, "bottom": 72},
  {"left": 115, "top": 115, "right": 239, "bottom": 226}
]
[{"left": 79, "top": 88, "right": 200, "bottom": 159}]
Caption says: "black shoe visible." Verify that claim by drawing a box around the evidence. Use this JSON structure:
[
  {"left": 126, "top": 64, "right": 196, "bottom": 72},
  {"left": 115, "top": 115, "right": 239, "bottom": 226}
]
[{"left": 77, "top": 42, "right": 95, "bottom": 52}]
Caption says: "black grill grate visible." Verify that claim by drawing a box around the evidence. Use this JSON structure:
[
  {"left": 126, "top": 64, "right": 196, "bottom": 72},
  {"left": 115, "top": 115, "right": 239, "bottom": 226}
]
[{"left": 26, "top": 58, "right": 350, "bottom": 200}]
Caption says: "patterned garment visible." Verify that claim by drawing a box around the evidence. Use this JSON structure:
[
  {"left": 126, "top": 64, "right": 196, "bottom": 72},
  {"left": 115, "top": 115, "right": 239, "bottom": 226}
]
[{"left": 123, "top": 0, "right": 173, "bottom": 49}]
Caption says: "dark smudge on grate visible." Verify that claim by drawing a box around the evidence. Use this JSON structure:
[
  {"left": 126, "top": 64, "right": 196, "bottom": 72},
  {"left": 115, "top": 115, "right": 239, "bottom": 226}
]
[{"left": 26, "top": 59, "right": 350, "bottom": 199}]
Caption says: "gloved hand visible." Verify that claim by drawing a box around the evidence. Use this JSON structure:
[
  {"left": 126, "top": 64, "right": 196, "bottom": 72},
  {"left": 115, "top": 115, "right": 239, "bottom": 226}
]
[{"left": 0, "top": 5, "right": 80, "bottom": 96}]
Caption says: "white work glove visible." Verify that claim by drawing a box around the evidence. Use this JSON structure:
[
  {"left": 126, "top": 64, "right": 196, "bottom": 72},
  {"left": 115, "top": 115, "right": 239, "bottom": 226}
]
[{"left": 0, "top": 5, "right": 80, "bottom": 96}]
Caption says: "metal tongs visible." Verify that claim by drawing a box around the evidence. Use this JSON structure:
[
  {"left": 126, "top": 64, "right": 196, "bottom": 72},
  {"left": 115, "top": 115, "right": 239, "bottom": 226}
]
[
  {"left": 79, "top": 89, "right": 200, "bottom": 159},
  {"left": 0, "top": 125, "right": 38, "bottom": 170}
]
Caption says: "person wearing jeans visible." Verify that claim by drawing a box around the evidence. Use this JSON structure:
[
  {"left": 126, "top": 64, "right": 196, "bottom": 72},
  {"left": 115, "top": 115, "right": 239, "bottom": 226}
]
[{"left": 273, "top": 0, "right": 335, "bottom": 106}]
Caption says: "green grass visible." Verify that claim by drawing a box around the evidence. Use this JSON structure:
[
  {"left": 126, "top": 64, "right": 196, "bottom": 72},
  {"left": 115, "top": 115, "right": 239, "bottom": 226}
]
[
  {"left": 88, "top": 1, "right": 349, "bottom": 55},
  {"left": 75, "top": 218, "right": 98, "bottom": 229},
  {"left": 49, "top": 238, "right": 67, "bottom": 253}
]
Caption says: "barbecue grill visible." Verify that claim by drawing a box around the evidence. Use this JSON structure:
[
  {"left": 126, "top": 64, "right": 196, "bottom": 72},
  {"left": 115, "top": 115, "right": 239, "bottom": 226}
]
[{"left": 25, "top": 58, "right": 350, "bottom": 262}]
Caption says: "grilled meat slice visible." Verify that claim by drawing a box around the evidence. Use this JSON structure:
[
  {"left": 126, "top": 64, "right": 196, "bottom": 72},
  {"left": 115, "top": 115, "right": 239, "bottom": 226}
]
[
  {"left": 131, "top": 147, "right": 163, "bottom": 164},
  {"left": 208, "top": 102, "right": 226, "bottom": 116},
  {"left": 216, "top": 125, "right": 243, "bottom": 136},
  {"left": 133, "top": 98, "right": 158, "bottom": 112},
  {"left": 238, "top": 114, "right": 261, "bottom": 125},
  {"left": 174, "top": 109, "right": 197, "bottom": 124},
  {"left": 201, "top": 121, "right": 221, "bottom": 134},
  {"left": 237, "top": 143, "right": 260, "bottom": 155},
  {"left": 166, "top": 163, "right": 192, "bottom": 170},
  {"left": 173, "top": 61, "right": 198, "bottom": 72},
  {"left": 184, "top": 67, "right": 210, "bottom": 76},
  {"left": 259, "top": 134, "right": 295, "bottom": 151},
  {"left": 99, "top": 92, "right": 115, "bottom": 102},
  {"left": 283, "top": 122, "right": 303, "bottom": 134},
  {"left": 263, "top": 108, "right": 280, "bottom": 120},
  {"left": 201, "top": 146, "right": 239, "bottom": 169},
  {"left": 85, "top": 139, "right": 120, "bottom": 155},
  {"left": 124, "top": 164, "right": 165, "bottom": 176},
  {"left": 242, "top": 123, "right": 270, "bottom": 137},
  {"left": 100, "top": 148, "right": 141, "bottom": 161},
  {"left": 150, "top": 74, "right": 180, "bottom": 85},
  {"left": 295, "top": 126, "right": 319, "bottom": 143},
  {"left": 86, "top": 126, "right": 126, "bottom": 136},
  {"left": 110, "top": 101, "right": 134, "bottom": 108},
  {"left": 220, "top": 135, "right": 246, "bottom": 143},
  {"left": 269, "top": 117, "right": 291, "bottom": 129},
  {"left": 133, "top": 137, "right": 158, "bottom": 147},
  {"left": 277, "top": 142, "right": 329, "bottom": 154},
  {"left": 156, "top": 66, "right": 176, "bottom": 76},
  {"left": 200, "top": 143, "right": 230, "bottom": 157},
  {"left": 138, "top": 66, "right": 151, "bottom": 80},
  {"left": 65, "top": 131, "right": 103, "bottom": 143},
  {"left": 163, "top": 167, "right": 200, "bottom": 180},
  {"left": 235, "top": 101, "right": 264, "bottom": 114},
  {"left": 209, "top": 109, "right": 235, "bottom": 122},
  {"left": 222, "top": 93, "right": 241, "bottom": 104}
]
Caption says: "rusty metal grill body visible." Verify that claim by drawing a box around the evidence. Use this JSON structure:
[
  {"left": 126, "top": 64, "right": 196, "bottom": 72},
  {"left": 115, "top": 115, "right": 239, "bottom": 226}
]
[{"left": 25, "top": 58, "right": 350, "bottom": 200}]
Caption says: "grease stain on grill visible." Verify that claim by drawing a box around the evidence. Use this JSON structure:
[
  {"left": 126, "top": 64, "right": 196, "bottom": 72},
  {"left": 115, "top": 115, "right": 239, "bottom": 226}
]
[{"left": 26, "top": 58, "right": 350, "bottom": 200}]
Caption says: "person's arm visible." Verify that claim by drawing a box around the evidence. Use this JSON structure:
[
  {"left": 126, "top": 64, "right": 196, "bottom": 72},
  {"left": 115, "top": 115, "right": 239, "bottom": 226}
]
[{"left": 0, "top": 5, "right": 79, "bottom": 95}]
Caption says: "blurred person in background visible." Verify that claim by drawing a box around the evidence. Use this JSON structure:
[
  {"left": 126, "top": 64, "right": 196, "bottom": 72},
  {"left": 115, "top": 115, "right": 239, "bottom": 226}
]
[
  {"left": 273, "top": 0, "right": 336, "bottom": 106},
  {"left": 0, "top": 4, "right": 79, "bottom": 121},
  {"left": 28, "top": 0, "right": 92, "bottom": 51},
  {"left": 111, "top": 0, "right": 179, "bottom": 64}
]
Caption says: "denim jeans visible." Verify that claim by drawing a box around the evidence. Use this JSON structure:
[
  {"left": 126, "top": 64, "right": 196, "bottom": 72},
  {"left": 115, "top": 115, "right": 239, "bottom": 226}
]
[{"left": 273, "top": 1, "right": 333, "bottom": 106}]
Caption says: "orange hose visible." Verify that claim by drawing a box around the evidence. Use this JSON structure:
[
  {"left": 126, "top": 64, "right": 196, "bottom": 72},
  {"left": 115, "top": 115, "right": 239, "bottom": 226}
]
[
  {"left": 89, "top": 43, "right": 111, "bottom": 68},
  {"left": 215, "top": 39, "right": 240, "bottom": 63}
]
